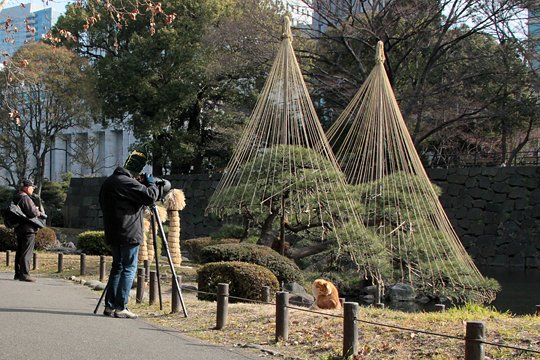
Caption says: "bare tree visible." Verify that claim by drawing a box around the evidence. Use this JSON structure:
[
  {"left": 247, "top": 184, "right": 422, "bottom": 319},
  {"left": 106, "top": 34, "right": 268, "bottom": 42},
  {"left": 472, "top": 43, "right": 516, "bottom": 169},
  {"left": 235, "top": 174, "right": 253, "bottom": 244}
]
[
  {"left": 297, "top": 0, "right": 539, "bottom": 163},
  {"left": 0, "top": 42, "right": 99, "bottom": 193}
]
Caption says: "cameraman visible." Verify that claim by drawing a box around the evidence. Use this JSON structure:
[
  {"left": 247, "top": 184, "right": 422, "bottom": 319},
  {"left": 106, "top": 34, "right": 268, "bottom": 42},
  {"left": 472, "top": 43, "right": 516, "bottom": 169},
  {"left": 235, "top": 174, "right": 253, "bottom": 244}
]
[
  {"left": 99, "top": 147, "right": 158, "bottom": 319},
  {"left": 13, "top": 179, "right": 43, "bottom": 282}
]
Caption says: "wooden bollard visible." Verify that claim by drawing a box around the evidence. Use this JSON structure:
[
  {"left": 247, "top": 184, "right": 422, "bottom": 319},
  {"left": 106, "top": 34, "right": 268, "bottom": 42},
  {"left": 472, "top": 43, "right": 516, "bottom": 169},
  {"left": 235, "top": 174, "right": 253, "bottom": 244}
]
[
  {"left": 216, "top": 283, "right": 229, "bottom": 330},
  {"left": 57, "top": 253, "right": 64, "bottom": 273},
  {"left": 99, "top": 255, "right": 106, "bottom": 282},
  {"left": 149, "top": 271, "right": 157, "bottom": 305},
  {"left": 275, "top": 291, "right": 290, "bottom": 342},
  {"left": 262, "top": 286, "right": 271, "bottom": 303},
  {"left": 6, "top": 250, "right": 10, "bottom": 267},
  {"left": 136, "top": 268, "right": 145, "bottom": 304},
  {"left": 536, "top": 305, "right": 540, "bottom": 317},
  {"left": 171, "top": 275, "right": 182, "bottom": 314},
  {"left": 465, "top": 321, "right": 485, "bottom": 360},
  {"left": 32, "top": 252, "right": 37, "bottom": 270},
  {"left": 80, "top": 253, "right": 86, "bottom": 276},
  {"left": 435, "top": 304, "right": 445, "bottom": 312},
  {"left": 343, "top": 302, "right": 359, "bottom": 358},
  {"left": 143, "top": 259, "right": 150, "bottom": 282}
]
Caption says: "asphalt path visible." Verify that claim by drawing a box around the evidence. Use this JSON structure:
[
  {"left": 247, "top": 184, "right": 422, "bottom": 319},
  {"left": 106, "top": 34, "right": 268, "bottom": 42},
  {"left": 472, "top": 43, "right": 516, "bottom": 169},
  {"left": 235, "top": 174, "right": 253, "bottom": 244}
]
[{"left": 0, "top": 272, "right": 259, "bottom": 360}]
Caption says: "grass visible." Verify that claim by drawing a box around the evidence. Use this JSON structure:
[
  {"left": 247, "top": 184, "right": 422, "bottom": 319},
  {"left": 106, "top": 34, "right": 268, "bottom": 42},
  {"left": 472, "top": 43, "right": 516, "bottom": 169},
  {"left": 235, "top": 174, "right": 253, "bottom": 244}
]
[{"left": 1, "top": 251, "right": 540, "bottom": 359}]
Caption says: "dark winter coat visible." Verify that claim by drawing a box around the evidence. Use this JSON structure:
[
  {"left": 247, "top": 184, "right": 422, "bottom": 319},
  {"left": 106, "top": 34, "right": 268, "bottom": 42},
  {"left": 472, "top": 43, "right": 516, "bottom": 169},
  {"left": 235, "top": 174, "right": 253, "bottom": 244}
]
[
  {"left": 99, "top": 167, "right": 159, "bottom": 246},
  {"left": 13, "top": 193, "right": 40, "bottom": 234}
]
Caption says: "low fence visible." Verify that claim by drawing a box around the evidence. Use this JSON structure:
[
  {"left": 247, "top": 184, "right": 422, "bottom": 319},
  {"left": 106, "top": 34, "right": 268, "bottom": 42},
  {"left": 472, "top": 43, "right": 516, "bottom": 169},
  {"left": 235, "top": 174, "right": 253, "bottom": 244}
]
[{"left": 3, "top": 251, "right": 540, "bottom": 359}]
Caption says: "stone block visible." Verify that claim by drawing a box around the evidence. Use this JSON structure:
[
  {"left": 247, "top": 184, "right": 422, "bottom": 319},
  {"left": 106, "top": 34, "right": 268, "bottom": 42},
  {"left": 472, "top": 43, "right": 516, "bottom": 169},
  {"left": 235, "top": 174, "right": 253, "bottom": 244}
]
[
  {"left": 507, "top": 187, "right": 529, "bottom": 199},
  {"left": 448, "top": 173, "right": 468, "bottom": 184},
  {"left": 476, "top": 176, "right": 491, "bottom": 189},
  {"left": 492, "top": 182, "right": 509, "bottom": 194}
]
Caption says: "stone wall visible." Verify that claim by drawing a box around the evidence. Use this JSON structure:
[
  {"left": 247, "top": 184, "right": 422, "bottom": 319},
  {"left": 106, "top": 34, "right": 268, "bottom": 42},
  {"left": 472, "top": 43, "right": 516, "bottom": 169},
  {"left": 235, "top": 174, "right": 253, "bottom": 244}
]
[
  {"left": 64, "top": 167, "right": 540, "bottom": 268},
  {"left": 427, "top": 167, "right": 540, "bottom": 269},
  {"left": 64, "top": 173, "right": 224, "bottom": 240}
]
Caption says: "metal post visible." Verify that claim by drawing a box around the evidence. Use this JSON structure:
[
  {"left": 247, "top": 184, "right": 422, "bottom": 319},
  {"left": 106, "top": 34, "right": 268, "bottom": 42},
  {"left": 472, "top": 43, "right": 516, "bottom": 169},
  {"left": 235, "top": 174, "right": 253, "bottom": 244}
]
[
  {"left": 80, "top": 253, "right": 86, "bottom": 276},
  {"left": 149, "top": 271, "right": 157, "bottom": 305},
  {"left": 32, "top": 252, "right": 37, "bottom": 270},
  {"left": 57, "top": 253, "right": 63, "bottom": 273},
  {"left": 6, "top": 250, "right": 10, "bottom": 267},
  {"left": 171, "top": 275, "right": 182, "bottom": 314},
  {"left": 275, "top": 291, "right": 289, "bottom": 342},
  {"left": 143, "top": 259, "right": 150, "bottom": 282},
  {"left": 262, "top": 286, "right": 271, "bottom": 303},
  {"left": 435, "top": 304, "right": 446, "bottom": 312},
  {"left": 465, "top": 321, "right": 484, "bottom": 360},
  {"left": 343, "top": 302, "right": 359, "bottom": 358},
  {"left": 216, "top": 283, "right": 229, "bottom": 330},
  {"left": 99, "top": 255, "right": 106, "bottom": 282},
  {"left": 136, "top": 268, "right": 145, "bottom": 304}
]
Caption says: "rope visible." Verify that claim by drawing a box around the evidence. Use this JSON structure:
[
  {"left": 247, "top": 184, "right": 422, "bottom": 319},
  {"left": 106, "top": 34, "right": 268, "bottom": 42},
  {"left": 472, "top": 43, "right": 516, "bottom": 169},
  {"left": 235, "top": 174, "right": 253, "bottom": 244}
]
[
  {"left": 205, "top": 15, "right": 380, "bottom": 281},
  {"left": 326, "top": 40, "right": 496, "bottom": 303}
]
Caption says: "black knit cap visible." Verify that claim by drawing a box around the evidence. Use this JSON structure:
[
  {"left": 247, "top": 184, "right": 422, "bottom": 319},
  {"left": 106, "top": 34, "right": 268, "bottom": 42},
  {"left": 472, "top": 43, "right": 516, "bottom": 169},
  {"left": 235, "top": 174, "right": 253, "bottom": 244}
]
[
  {"left": 22, "top": 179, "right": 34, "bottom": 187},
  {"left": 124, "top": 145, "right": 149, "bottom": 174}
]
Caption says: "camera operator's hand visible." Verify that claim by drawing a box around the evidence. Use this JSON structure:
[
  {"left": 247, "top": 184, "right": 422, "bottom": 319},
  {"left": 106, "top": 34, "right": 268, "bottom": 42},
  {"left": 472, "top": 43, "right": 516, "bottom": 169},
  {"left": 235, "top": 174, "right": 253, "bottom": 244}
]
[{"left": 144, "top": 173, "right": 155, "bottom": 186}]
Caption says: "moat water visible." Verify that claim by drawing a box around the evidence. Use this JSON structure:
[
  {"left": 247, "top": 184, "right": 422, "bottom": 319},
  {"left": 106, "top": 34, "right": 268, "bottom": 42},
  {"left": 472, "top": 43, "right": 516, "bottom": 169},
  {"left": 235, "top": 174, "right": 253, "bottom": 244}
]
[{"left": 479, "top": 266, "right": 540, "bottom": 315}]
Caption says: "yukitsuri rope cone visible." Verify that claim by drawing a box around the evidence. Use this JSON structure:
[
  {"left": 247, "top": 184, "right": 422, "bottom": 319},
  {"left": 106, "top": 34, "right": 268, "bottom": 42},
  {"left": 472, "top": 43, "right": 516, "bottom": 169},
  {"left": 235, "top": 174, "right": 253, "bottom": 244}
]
[
  {"left": 140, "top": 205, "right": 168, "bottom": 264},
  {"left": 326, "top": 41, "right": 498, "bottom": 303},
  {"left": 206, "top": 17, "right": 384, "bottom": 283},
  {"left": 163, "top": 189, "right": 186, "bottom": 266}
]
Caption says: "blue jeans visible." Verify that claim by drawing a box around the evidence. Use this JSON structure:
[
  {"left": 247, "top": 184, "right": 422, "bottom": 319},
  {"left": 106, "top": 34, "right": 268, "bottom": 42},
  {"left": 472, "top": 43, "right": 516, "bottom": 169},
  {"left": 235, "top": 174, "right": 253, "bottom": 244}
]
[{"left": 105, "top": 243, "right": 139, "bottom": 310}]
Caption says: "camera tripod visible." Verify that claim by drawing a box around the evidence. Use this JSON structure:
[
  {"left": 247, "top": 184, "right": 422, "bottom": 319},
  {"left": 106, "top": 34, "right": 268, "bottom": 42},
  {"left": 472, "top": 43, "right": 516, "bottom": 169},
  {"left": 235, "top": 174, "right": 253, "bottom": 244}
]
[{"left": 94, "top": 203, "right": 188, "bottom": 317}]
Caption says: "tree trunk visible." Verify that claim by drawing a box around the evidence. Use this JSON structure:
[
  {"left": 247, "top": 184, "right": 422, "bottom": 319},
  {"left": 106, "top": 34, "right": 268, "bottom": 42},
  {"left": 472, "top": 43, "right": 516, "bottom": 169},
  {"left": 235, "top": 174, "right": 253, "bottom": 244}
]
[
  {"left": 258, "top": 211, "right": 279, "bottom": 247},
  {"left": 287, "top": 242, "right": 332, "bottom": 260}
]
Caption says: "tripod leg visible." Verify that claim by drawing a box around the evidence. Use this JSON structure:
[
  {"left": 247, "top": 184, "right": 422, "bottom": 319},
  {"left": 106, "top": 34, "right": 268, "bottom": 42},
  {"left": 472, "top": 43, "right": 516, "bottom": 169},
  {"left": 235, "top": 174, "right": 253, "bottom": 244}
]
[
  {"left": 93, "top": 280, "right": 109, "bottom": 314},
  {"left": 150, "top": 213, "right": 163, "bottom": 310},
  {"left": 151, "top": 204, "right": 188, "bottom": 317}
]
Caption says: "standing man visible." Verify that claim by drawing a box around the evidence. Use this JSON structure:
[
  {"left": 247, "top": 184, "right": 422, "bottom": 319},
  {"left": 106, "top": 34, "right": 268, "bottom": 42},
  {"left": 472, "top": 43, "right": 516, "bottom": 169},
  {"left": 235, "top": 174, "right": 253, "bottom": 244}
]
[
  {"left": 13, "top": 179, "right": 42, "bottom": 282},
  {"left": 99, "top": 147, "right": 159, "bottom": 319}
]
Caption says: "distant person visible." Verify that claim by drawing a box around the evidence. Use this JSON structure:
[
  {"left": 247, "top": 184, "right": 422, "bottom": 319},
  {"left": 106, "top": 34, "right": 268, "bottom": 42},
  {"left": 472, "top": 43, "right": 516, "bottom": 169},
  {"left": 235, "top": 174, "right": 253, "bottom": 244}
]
[
  {"left": 13, "top": 179, "right": 42, "bottom": 282},
  {"left": 99, "top": 147, "right": 159, "bottom": 319}
]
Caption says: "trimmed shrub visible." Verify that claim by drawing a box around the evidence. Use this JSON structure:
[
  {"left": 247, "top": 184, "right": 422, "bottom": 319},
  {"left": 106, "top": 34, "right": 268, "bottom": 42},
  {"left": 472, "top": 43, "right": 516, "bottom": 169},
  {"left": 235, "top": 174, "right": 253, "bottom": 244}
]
[
  {"left": 200, "top": 243, "right": 304, "bottom": 284},
  {"left": 210, "top": 224, "right": 245, "bottom": 240},
  {"left": 35, "top": 227, "right": 58, "bottom": 250},
  {"left": 197, "top": 261, "right": 279, "bottom": 302},
  {"left": 0, "top": 225, "right": 16, "bottom": 251},
  {"left": 41, "top": 177, "right": 70, "bottom": 227},
  {"left": 184, "top": 237, "right": 240, "bottom": 262},
  {"left": 77, "top": 231, "right": 111, "bottom": 255}
]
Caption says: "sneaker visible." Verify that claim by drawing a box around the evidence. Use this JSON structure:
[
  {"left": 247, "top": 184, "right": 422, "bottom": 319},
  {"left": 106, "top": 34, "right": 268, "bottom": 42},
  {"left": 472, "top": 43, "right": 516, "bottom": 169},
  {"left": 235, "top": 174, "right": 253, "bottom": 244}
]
[
  {"left": 103, "top": 307, "right": 115, "bottom": 317},
  {"left": 114, "top": 308, "right": 138, "bottom": 319},
  {"left": 19, "top": 276, "right": 36, "bottom": 282}
]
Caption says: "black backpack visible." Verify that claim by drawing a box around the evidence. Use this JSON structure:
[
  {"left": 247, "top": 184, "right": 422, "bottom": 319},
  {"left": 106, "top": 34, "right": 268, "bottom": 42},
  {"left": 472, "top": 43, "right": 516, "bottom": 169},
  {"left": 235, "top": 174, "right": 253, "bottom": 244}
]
[{"left": 1, "top": 200, "right": 23, "bottom": 228}]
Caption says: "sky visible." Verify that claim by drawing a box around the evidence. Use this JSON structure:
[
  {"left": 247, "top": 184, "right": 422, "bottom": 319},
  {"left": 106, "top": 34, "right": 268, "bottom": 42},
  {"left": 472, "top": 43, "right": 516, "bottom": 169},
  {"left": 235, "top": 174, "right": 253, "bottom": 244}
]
[{"left": 2, "top": 0, "right": 71, "bottom": 15}]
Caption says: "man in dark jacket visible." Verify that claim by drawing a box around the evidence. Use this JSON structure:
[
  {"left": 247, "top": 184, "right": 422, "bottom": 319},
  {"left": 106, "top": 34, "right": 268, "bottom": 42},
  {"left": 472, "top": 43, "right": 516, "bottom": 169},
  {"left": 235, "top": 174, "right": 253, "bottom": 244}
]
[
  {"left": 99, "top": 147, "right": 159, "bottom": 318},
  {"left": 13, "top": 179, "right": 42, "bottom": 282}
]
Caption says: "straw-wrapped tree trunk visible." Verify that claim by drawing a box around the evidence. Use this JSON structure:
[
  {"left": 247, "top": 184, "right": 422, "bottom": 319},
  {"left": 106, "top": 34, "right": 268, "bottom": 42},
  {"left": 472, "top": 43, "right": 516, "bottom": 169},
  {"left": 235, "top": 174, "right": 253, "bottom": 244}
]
[
  {"left": 163, "top": 189, "right": 186, "bottom": 266},
  {"left": 140, "top": 205, "right": 168, "bottom": 264}
]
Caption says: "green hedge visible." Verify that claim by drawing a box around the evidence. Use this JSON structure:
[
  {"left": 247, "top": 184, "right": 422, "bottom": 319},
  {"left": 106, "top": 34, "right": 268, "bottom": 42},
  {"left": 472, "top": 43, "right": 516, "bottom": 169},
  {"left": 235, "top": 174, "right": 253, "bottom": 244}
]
[
  {"left": 0, "top": 225, "right": 16, "bottom": 251},
  {"left": 200, "top": 243, "right": 304, "bottom": 284},
  {"left": 35, "top": 227, "right": 57, "bottom": 250},
  {"left": 77, "top": 231, "right": 111, "bottom": 255},
  {"left": 210, "top": 224, "right": 245, "bottom": 240},
  {"left": 197, "top": 261, "right": 279, "bottom": 302},
  {"left": 183, "top": 237, "right": 240, "bottom": 262}
]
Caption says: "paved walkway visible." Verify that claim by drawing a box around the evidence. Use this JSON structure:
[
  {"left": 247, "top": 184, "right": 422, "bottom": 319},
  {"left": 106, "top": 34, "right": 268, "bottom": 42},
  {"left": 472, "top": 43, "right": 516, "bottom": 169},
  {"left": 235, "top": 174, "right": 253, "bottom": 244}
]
[{"left": 0, "top": 272, "right": 259, "bottom": 360}]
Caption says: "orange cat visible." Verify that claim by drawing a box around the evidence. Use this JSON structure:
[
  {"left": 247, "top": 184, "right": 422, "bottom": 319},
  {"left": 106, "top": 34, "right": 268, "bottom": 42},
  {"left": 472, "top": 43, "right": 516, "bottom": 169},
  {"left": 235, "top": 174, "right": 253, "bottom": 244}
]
[{"left": 311, "top": 279, "right": 342, "bottom": 310}]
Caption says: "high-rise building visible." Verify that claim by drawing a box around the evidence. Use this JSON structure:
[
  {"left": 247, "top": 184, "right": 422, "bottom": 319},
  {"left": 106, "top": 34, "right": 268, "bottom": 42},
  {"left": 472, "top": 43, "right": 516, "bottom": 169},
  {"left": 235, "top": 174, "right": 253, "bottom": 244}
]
[{"left": 0, "top": 3, "right": 60, "bottom": 59}]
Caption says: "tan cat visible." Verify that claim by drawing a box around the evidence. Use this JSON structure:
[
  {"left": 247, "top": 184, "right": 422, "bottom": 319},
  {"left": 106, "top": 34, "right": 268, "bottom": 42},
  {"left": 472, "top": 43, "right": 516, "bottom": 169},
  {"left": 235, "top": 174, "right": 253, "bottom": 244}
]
[{"left": 311, "top": 279, "right": 342, "bottom": 310}]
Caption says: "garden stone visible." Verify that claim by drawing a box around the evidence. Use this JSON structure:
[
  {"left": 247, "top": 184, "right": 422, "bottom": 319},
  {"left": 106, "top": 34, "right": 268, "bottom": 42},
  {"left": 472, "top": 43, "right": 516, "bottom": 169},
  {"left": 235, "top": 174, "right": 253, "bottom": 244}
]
[{"left": 386, "top": 283, "right": 416, "bottom": 302}]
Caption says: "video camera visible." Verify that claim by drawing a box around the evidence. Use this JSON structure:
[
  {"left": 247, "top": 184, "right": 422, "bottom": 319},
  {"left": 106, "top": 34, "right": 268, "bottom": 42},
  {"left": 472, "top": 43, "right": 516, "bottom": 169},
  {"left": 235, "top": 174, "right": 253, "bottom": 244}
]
[
  {"left": 155, "top": 177, "right": 171, "bottom": 201},
  {"left": 138, "top": 174, "right": 171, "bottom": 201}
]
